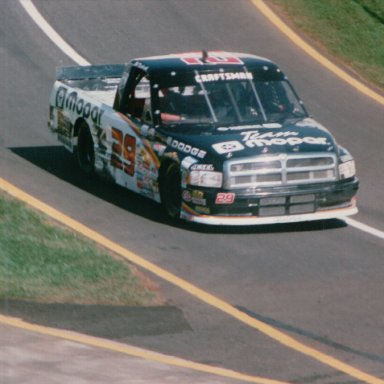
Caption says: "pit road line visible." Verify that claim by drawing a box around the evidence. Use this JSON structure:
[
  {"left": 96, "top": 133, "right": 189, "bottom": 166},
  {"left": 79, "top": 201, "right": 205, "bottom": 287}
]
[{"left": 1, "top": 177, "right": 383, "bottom": 384}]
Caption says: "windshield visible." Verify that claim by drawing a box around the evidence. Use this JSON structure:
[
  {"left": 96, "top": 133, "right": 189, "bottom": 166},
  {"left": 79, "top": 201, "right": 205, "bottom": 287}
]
[{"left": 157, "top": 70, "right": 307, "bottom": 127}]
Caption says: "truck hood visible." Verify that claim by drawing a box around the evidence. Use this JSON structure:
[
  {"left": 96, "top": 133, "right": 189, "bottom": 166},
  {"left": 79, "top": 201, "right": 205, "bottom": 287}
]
[{"left": 165, "top": 118, "right": 337, "bottom": 162}]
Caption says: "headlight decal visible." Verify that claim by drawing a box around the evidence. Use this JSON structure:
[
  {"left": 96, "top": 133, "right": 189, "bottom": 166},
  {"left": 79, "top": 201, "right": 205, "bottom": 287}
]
[
  {"left": 339, "top": 160, "right": 356, "bottom": 179},
  {"left": 189, "top": 170, "right": 223, "bottom": 188}
]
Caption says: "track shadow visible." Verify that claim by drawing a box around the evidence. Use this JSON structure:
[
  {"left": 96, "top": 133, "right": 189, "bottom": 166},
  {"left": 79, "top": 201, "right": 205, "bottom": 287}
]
[
  {"left": 1, "top": 299, "right": 191, "bottom": 339},
  {"left": 10, "top": 145, "right": 347, "bottom": 234},
  {"left": 10, "top": 145, "right": 171, "bottom": 225}
]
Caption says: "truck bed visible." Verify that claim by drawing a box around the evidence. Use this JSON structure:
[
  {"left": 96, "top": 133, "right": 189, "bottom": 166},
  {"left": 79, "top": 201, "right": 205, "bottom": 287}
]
[{"left": 56, "top": 64, "right": 126, "bottom": 107}]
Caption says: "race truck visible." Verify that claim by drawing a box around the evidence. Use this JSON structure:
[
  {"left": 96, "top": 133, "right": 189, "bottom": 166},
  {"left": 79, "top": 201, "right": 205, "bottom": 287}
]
[{"left": 48, "top": 51, "right": 358, "bottom": 225}]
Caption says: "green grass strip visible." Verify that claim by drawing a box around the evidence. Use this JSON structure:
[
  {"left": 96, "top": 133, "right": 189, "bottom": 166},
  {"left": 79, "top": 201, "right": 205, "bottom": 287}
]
[
  {"left": 0, "top": 193, "right": 157, "bottom": 305},
  {"left": 271, "top": 0, "right": 384, "bottom": 90}
]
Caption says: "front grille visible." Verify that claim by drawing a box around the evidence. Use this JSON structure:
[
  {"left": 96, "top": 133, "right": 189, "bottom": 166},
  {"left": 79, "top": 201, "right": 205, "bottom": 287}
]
[{"left": 224, "top": 153, "right": 337, "bottom": 189}]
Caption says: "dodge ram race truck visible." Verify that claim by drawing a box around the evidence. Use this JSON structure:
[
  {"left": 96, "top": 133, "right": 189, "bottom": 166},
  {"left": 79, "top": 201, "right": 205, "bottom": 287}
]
[{"left": 48, "top": 51, "right": 358, "bottom": 225}]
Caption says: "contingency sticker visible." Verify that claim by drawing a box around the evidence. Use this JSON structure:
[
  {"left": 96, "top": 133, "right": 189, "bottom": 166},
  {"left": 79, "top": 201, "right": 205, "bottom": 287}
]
[{"left": 212, "top": 141, "right": 245, "bottom": 154}]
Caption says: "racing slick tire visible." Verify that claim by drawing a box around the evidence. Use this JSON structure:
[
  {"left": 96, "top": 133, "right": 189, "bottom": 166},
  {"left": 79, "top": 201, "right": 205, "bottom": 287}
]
[
  {"left": 77, "top": 122, "right": 95, "bottom": 175},
  {"left": 160, "top": 162, "right": 182, "bottom": 220}
]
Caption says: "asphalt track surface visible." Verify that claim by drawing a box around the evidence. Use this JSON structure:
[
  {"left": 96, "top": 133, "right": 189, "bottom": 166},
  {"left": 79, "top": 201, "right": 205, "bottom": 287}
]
[{"left": 1, "top": 1, "right": 384, "bottom": 383}]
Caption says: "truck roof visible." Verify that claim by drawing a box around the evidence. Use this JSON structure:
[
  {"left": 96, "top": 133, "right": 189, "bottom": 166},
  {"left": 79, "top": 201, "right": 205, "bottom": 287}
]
[
  {"left": 131, "top": 51, "right": 281, "bottom": 75},
  {"left": 56, "top": 51, "right": 283, "bottom": 84}
]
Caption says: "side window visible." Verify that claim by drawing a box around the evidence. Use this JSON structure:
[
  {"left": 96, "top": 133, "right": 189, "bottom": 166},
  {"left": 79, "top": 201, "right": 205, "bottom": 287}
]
[
  {"left": 120, "top": 68, "right": 152, "bottom": 124},
  {"left": 141, "top": 96, "right": 153, "bottom": 124},
  {"left": 133, "top": 76, "right": 152, "bottom": 123}
]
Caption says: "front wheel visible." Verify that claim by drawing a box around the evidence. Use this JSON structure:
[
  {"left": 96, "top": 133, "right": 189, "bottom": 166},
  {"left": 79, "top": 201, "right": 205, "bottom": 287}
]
[
  {"left": 77, "top": 123, "right": 95, "bottom": 175},
  {"left": 160, "top": 162, "right": 182, "bottom": 220}
]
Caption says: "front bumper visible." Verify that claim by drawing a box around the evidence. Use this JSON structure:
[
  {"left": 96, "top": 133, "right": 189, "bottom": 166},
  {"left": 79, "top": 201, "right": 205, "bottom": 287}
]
[{"left": 180, "top": 177, "right": 359, "bottom": 225}]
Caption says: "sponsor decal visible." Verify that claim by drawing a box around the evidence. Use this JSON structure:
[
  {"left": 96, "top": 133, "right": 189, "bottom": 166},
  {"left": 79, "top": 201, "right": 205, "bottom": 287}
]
[
  {"left": 192, "top": 198, "right": 206, "bottom": 206},
  {"left": 192, "top": 190, "right": 206, "bottom": 206},
  {"left": 195, "top": 205, "right": 211, "bottom": 215},
  {"left": 212, "top": 141, "right": 245, "bottom": 154},
  {"left": 215, "top": 193, "right": 235, "bottom": 205},
  {"left": 182, "top": 55, "right": 244, "bottom": 66},
  {"left": 136, "top": 141, "right": 159, "bottom": 197},
  {"left": 241, "top": 130, "right": 328, "bottom": 148},
  {"left": 262, "top": 123, "right": 282, "bottom": 129},
  {"left": 183, "top": 189, "right": 207, "bottom": 206},
  {"left": 192, "top": 190, "right": 204, "bottom": 199},
  {"left": 110, "top": 127, "right": 136, "bottom": 176},
  {"left": 57, "top": 110, "right": 72, "bottom": 137},
  {"left": 295, "top": 118, "right": 321, "bottom": 128},
  {"left": 55, "top": 86, "right": 104, "bottom": 125},
  {"left": 195, "top": 72, "right": 253, "bottom": 83},
  {"left": 190, "top": 164, "right": 214, "bottom": 171},
  {"left": 153, "top": 143, "right": 166, "bottom": 156},
  {"left": 132, "top": 61, "right": 149, "bottom": 72},
  {"left": 182, "top": 190, "right": 192, "bottom": 202},
  {"left": 217, "top": 124, "right": 263, "bottom": 132},
  {"left": 217, "top": 123, "right": 282, "bottom": 132},
  {"left": 167, "top": 137, "right": 207, "bottom": 158},
  {"left": 181, "top": 156, "right": 198, "bottom": 170}
]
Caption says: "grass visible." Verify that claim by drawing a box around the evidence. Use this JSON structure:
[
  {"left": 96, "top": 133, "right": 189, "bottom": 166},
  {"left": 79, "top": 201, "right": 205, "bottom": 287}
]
[
  {"left": 0, "top": 192, "right": 158, "bottom": 305},
  {"left": 269, "top": 0, "right": 384, "bottom": 91}
]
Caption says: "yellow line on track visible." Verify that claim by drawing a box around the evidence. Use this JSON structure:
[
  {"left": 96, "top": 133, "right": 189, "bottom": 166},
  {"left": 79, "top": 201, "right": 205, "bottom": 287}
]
[
  {"left": 0, "top": 314, "right": 285, "bottom": 384},
  {"left": 1, "top": 177, "right": 383, "bottom": 384},
  {"left": 251, "top": 0, "right": 384, "bottom": 107}
]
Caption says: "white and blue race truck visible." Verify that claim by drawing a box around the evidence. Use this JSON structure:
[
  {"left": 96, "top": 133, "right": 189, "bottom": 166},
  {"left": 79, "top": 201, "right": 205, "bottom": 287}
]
[{"left": 49, "top": 51, "right": 358, "bottom": 225}]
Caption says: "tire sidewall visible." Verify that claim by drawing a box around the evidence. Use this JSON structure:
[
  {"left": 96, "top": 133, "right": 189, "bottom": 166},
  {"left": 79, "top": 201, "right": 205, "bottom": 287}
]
[
  {"left": 77, "top": 123, "right": 95, "bottom": 175},
  {"left": 161, "top": 162, "right": 182, "bottom": 219}
]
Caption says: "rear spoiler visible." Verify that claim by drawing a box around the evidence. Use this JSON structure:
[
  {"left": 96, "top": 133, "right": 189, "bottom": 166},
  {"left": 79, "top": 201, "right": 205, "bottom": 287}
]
[{"left": 56, "top": 64, "right": 127, "bottom": 81}]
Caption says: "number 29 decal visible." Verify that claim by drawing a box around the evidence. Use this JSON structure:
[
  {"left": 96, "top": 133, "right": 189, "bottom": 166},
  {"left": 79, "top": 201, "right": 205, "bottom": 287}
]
[
  {"left": 111, "top": 127, "right": 136, "bottom": 176},
  {"left": 215, "top": 192, "right": 235, "bottom": 204}
]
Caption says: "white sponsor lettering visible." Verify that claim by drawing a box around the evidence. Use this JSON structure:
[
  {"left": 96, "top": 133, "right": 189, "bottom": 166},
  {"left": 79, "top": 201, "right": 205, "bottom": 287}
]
[
  {"left": 241, "top": 130, "right": 328, "bottom": 148},
  {"left": 191, "top": 164, "right": 215, "bottom": 171},
  {"left": 195, "top": 72, "right": 253, "bottom": 83},
  {"left": 167, "top": 137, "right": 206, "bottom": 158},
  {"left": 55, "top": 86, "right": 104, "bottom": 125},
  {"left": 181, "top": 156, "right": 198, "bottom": 169}
]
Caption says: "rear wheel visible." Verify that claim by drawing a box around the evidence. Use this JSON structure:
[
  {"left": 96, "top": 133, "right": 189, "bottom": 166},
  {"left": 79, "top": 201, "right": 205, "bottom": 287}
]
[
  {"left": 77, "top": 123, "right": 95, "bottom": 175},
  {"left": 160, "top": 162, "right": 182, "bottom": 219}
]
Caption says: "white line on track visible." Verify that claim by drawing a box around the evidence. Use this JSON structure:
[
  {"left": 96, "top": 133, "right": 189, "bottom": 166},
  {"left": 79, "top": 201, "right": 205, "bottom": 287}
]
[
  {"left": 344, "top": 217, "right": 384, "bottom": 241},
  {"left": 18, "top": 0, "right": 384, "bottom": 243},
  {"left": 19, "top": 0, "right": 90, "bottom": 66}
]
